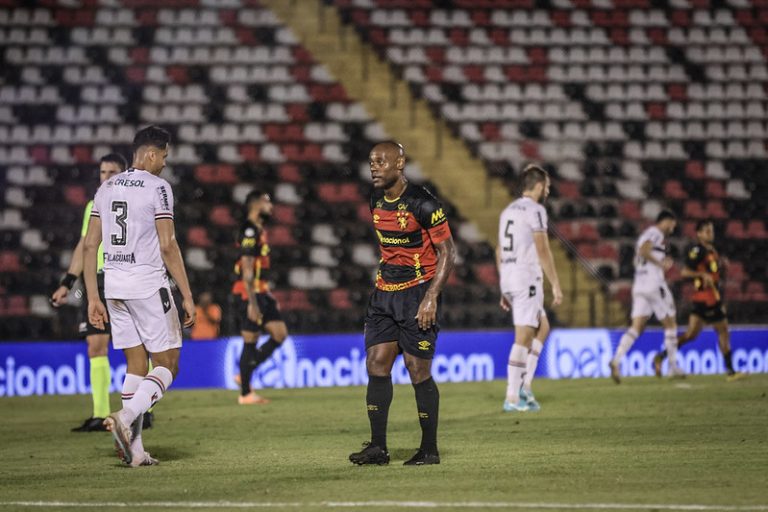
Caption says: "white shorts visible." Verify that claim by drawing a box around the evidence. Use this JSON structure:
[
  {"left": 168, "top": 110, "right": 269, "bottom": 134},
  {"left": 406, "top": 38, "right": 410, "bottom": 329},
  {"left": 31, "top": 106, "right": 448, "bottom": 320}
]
[
  {"left": 107, "top": 287, "right": 182, "bottom": 353},
  {"left": 503, "top": 281, "right": 545, "bottom": 328},
  {"left": 630, "top": 284, "right": 676, "bottom": 321}
]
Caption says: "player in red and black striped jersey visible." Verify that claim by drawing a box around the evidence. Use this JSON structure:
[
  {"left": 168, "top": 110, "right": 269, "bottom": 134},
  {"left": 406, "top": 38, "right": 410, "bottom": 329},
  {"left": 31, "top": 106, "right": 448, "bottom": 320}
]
[
  {"left": 231, "top": 190, "right": 289, "bottom": 405},
  {"left": 349, "top": 142, "right": 456, "bottom": 467},
  {"left": 653, "top": 220, "right": 745, "bottom": 380}
]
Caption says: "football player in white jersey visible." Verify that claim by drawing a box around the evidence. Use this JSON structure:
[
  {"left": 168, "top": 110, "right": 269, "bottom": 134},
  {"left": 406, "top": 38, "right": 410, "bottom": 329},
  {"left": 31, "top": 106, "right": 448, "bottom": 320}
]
[
  {"left": 497, "top": 165, "right": 563, "bottom": 412},
  {"left": 609, "top": 209, "right": 682, "bottom": 383},
  {"left": 83, "top": 125, "right": 196, "bottom": 466}
]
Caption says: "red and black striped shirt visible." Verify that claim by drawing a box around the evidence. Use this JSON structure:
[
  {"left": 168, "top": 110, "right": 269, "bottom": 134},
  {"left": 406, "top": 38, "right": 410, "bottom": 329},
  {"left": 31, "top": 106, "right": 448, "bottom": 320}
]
[
  {"left": 231, "top": 221, "right": 271, "bottom": 299},
  {"left": 371, "top": 185, "right": 452, "bottom": 291},
  {"left": 685, "top": 243, "right": 721, "bottom": 305}
]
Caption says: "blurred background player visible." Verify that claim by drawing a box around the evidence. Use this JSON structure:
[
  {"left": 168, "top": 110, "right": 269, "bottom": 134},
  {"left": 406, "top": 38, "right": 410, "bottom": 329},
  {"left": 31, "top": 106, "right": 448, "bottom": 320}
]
[
  {"left": 610, "top": 209, "right": 683, "bottom": 383},
  {"left": 349, "top": 141, "right": 456, "bottom": 466},
  {"left": 232, "top": 190, "right": 289, "bottom": 405},
  {"left": 51, "top": 153, "right": 126, "bottom": 432},
  {"left": 190, "top": 291, "right": 222, "bottom": 340},
  {"left": 653, "top": 220, "right": 746, "bottom": 381},
  {"left": 84, "top": 125, "right": 196, "bottom": 466},
  {"left": 497, "top": 165, "right": 563, "bottom": 412}
]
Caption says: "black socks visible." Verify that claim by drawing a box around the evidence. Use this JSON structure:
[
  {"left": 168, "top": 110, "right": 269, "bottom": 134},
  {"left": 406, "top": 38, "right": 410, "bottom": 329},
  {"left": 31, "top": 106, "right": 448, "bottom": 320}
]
[
  {"left": 413, "top": 377, "right": 439, "bottom": 454},
  {"left": 254, "top": 338, "right": 280, "bottom": 367},
  {"left": 239, "top": 343, "right": 258, "bottom": 395},
  {"left": 239, "top": 339, "right": 282, "bottom": 395},
  {"left": 723, "top": 350, "right": 735, "bottom": 374},
  {"left": 366, "top": 375, "right": 393, "bottom": 451}
]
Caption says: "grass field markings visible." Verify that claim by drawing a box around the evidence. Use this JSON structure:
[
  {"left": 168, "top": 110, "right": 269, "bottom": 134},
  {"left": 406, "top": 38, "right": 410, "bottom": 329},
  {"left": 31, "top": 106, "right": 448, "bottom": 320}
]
[
  {"left": 3, "top": 501, "right": 768, "bottom": 511},
  {"left": 674, "top": 383, "right": 694, "bottom": 389}
]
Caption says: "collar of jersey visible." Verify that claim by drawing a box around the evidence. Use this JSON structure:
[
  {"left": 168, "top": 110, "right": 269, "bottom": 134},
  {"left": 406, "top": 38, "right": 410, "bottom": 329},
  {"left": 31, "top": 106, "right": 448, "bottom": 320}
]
[{"left": 383, "top": 184, "right": 408, "bottom": 203}]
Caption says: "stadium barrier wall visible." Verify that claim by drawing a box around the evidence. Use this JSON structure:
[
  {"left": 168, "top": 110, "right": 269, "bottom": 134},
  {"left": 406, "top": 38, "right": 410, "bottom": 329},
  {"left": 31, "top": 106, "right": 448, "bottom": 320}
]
[{"left": 1, "top": 328, "right": 767, "bottom": 397}]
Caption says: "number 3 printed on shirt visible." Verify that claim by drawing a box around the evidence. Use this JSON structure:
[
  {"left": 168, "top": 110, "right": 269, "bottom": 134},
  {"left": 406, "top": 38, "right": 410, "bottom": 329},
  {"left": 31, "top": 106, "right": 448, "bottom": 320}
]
[{"left": 111, "top": 200, "right": 128, "bottom": 246}]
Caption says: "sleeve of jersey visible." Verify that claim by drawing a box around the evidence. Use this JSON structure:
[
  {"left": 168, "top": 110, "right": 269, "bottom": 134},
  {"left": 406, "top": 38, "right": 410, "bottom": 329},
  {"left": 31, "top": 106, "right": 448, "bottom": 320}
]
[
  {"left": 90, "top": 188, "right": 101, "bottom": 220},
  {"left": 418, "top": 199, "right": 452, "bottom": 244},
  {"left": 153, "top": 182, "right": 174, "bottom": 221},
  {"left": 81, "top": 200, "right": 94, "bottom": 237},
  {"left": 530, "top": 205, "right": 548, "bottom": 233}
]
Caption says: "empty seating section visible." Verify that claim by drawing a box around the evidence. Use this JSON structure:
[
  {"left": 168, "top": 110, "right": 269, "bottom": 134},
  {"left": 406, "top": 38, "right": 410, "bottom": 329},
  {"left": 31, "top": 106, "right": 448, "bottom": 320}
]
[
  {"left": 0, "top": 2, "right": 499, "bottom": 339},
  {"left": 334, "top": 0, "right": 768, "bottom": 322}
]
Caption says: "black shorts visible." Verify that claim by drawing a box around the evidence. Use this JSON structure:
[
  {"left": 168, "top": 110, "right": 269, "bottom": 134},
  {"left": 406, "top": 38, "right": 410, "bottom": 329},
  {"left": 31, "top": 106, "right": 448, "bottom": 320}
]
[
  {"left": 236, "top": 293, "right": 283, "bottom": 333},
  {"left": 79, "top": 273, "right": 110, "bottom": 337},
  {"left": 691, "top": 301, "right": 727, "bottom": 323},
  {"left": 364, "top": 282, "right": 440, "bottom": 360}
]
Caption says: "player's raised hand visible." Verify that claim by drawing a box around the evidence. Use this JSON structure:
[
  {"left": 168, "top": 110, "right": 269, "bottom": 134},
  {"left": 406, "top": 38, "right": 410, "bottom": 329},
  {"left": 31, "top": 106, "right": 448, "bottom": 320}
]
[
  {"left": 499, "top": 294, "right": 511, "bottom": 312},
  {"left": 551, "top": 285, "right": 563, "bottom": 307},
  {"left": 415, "top": 291, "right": 438, "bottom": 330},
  {"left": 50, "top": 286, "right": 69, "bottom": 307},
  {"left": 88, "top": 299, "right": 109, "bottom": 330},
  {"left": 701, "top": 274, "right": 715, "bottom": 288},
  {"left": 182, "top": 297, "right": 196, "bottom": 328}
]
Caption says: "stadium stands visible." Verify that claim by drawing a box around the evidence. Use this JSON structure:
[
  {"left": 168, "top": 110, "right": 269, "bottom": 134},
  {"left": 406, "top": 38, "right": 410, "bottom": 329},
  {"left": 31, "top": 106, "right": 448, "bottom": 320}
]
[
  {"left": 0, "top": 2, "right": 501, "bottom": 339},
  {"left": 0, "top": 1, "right": 766, "bottom": 340},
  {"left": 332, "top": 0, "right": 768, "bottom": 322}
]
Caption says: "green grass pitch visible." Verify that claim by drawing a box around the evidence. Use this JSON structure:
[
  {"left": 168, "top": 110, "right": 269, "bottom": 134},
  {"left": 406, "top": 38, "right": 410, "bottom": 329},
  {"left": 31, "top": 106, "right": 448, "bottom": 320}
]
[{"left": 1, "top": 374, "right": 766, "bottom": 512}]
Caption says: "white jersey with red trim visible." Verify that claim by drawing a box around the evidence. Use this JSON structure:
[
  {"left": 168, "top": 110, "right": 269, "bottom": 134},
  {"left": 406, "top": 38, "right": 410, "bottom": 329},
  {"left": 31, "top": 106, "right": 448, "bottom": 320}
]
[
  {"left": 498, "top": 196, "right": 548, "bottom": 293},
  {"left": 91, "top": 168, "right": 173, "bottom": 299}
]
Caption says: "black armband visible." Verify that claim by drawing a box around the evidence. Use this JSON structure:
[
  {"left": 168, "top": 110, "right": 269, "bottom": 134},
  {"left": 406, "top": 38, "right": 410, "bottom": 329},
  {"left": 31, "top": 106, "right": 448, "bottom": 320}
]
[{"left": 60, "top": 273, "right": 78, "bottom": 290}]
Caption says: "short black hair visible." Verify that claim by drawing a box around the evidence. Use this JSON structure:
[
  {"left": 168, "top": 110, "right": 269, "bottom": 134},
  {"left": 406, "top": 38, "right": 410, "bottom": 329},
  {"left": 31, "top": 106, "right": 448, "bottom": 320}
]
[
  {"left": 656, "top": 209, "right": 677, "bottom": 223},
  {"left": 99, "top": 153, "right": 127, "bottom": 171},
  {"left": 245, "top": 189, "right": 268, "bottom": 209},
  {"left": 520, "top": 164, "right": 548, "bottom": 192},
  {"left": 696, "top": 219, "right": 713, "bottom": 232},
  {"left": 132, "top": 125, "right": 171, "bottom": 153}
]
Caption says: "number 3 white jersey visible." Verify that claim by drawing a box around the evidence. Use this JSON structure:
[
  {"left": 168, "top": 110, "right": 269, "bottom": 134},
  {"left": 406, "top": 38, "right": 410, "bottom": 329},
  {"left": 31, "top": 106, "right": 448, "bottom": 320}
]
[
  {"left": 91, "top": 169, "right": 174, "bottom": 300},
  {"left": 498, "top": 196, "right": 548, "bottom": 293},
  {"left": 632, "top": 225, "right": 668, "bottom": 293}
]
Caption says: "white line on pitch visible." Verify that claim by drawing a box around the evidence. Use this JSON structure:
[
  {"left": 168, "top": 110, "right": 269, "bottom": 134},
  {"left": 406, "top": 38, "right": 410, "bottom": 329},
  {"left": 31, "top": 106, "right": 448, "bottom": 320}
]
[{"left": 2, "top": 501, "right": 768, "bottom": 511}]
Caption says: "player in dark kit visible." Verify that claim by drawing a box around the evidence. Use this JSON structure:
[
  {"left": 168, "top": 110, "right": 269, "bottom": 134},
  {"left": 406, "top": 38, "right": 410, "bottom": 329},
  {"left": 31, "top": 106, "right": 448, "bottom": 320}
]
[
  {"left": 232, "top": 190, "right": 289, "bottom": 404},
  {"left": 653, "top": 220, "right": 745, "bottom": 381},
  {"left": 349, "top": 141, "right": 456, "bottom": 466}
]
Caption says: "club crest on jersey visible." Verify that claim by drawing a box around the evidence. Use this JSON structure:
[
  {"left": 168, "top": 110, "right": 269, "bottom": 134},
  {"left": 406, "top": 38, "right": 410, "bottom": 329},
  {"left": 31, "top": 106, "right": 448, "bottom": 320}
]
[{"left": 396, "top": 211, "right": 409, "bottom": 230}]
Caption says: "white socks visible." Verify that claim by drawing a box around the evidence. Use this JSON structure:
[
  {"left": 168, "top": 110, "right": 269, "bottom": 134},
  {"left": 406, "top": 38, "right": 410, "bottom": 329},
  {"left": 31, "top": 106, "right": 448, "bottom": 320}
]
[
  {"left": 507, "top": 344, "right": 528, "bottom": 402},
  {"left": 664, "top": 328, "right": 679, "bottom": 370},
  {"left": 122, "top": 374, "right": 145, "bottom": 454},
  {"left": 120, "top": 366, "right": 173, "bottom": 427},
  {"left": 523, "top": 339, "right": 543, "bottom": 393},
  {"left": 612, "top": 328, "right": 639, "bottom": 365}
]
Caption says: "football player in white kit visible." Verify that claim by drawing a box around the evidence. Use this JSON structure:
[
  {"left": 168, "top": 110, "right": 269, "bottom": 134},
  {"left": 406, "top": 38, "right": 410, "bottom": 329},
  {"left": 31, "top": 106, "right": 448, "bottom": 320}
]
[
  {"left": 83, "top": 126, "right": 196, "bottom": 466},
  {"left": 609, "top": 209, "right": 683, "bottom": 383},
  {"left": 497, "top": 165, "right": 563, "bottom": 412}
]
